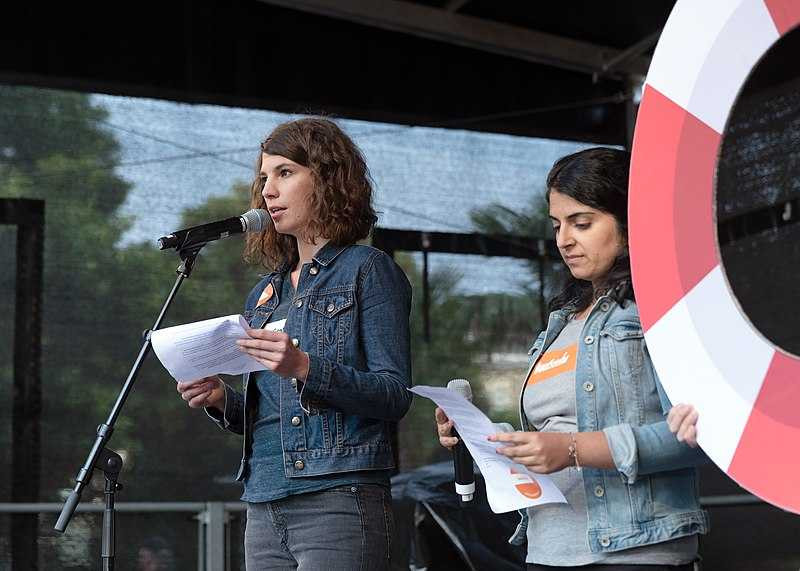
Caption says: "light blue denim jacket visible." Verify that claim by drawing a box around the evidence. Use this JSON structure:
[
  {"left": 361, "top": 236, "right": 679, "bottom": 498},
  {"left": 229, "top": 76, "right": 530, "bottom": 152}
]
[
  {"left": 207, "top": 242, "right": 413, "bottom": 481},
  {"left": 510, "top": 295, "right": 709, "bottom": 552}
]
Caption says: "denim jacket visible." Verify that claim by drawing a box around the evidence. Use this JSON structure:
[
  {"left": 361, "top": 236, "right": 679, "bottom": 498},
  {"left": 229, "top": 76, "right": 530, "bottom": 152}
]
[
  {"left": 510, "top": 295, "right": 709, "bottom": 552},
  {"left": 207, "top": 242, "right": 413, "bottom": 481}
]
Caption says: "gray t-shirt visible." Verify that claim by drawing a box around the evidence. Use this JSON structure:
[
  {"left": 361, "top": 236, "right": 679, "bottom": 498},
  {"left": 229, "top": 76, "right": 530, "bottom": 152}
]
[{"left": 522, "top": 316, "right": 696, "bottom": 566}]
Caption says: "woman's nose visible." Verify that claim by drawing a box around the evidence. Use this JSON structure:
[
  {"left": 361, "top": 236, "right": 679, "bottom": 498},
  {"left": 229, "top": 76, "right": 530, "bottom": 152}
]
[
  {"left": 262, "top": 180, "right": 277, "bottom": 200},
  {"left": 556, "top": 228, "right": 574, "bottom": 249}
]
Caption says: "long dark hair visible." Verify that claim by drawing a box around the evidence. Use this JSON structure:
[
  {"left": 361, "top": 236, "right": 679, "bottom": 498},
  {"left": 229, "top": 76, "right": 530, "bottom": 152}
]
[{"left": 545, "top": 147, "right": 634, "bottom": 314}]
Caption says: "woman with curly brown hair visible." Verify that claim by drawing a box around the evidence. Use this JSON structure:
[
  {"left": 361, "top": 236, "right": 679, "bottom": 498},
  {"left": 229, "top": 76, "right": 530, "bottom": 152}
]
[{"left": 176, "top": 117, "right": 412, "bottom": 570}]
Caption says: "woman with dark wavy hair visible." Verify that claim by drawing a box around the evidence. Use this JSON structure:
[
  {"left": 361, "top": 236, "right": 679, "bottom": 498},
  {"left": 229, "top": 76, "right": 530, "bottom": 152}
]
[
  {"left": 177, "top": 117, "right": 412, "bottom": 570},
  {"left": 437, "top": 148, "right": 708, "bottom": 570}
]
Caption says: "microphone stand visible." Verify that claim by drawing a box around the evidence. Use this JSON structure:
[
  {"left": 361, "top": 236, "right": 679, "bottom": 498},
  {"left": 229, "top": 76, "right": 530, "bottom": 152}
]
[{"left": 54, "top": 242, "right": 206, "bottom": 571}]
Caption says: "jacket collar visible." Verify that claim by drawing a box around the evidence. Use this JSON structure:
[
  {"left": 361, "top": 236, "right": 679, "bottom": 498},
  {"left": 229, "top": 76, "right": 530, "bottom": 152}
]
[
  {"left": 312, "top": 242, "right": 349, "bottom": 267},
  {"left": 544, "top": 293, "right": 617, "bottom": 339},
  {"left": 267, "top": 242, "right": 350, "bottom": 275}
]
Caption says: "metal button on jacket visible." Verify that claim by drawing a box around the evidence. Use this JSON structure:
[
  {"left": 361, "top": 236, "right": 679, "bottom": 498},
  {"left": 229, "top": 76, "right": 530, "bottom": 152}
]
[
  {"left": 583, "top": 381, "right": 595, "bottom": 392},
  {"left": 294, "top": 460, "right": 305, "bottom": 470},
  {"left": 584, "top": 335, "right": 595, "bottom": 345},
  {"left": 327, "top": 303, "right": 336, "bottom": 313},
  {"left": 291, "top": 416, "right": 301, "bottom": 426},
  {"left": 291, "top": 338, "right": 299, "bottom": 348},
  {"left": 309, "top": 266, "right": 319, "bottom": 275},
  {"left": 600, "top": 302, "right": 610, "bottom": 312},
  {"left": 594, "top": 485, "right": 605, "bottom": 497},
  {"left": 600, "top": 537, "right": 611, "bottom": 547},
  {"left": 295, "top": 300, "right": 303, "bottom": 308}
]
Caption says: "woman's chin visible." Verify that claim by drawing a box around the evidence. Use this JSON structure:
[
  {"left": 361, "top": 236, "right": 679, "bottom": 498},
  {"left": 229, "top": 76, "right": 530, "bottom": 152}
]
[{"left": 274, "top": 223, "right": 297, "bottom": 237}]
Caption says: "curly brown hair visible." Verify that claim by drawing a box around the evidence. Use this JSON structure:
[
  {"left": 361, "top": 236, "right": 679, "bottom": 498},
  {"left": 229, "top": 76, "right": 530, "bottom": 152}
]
[{"left": 244, "top": 117, "right": 378, "bottom": 269}]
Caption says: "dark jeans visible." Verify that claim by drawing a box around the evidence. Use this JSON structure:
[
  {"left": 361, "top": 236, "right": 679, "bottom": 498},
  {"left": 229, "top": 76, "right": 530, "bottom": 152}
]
[
  {"left": 527, "top": 564, "right": 696, "bottom": 571},
  {"left": 244, "top": 484, "right": 394, "bottom": 570}
]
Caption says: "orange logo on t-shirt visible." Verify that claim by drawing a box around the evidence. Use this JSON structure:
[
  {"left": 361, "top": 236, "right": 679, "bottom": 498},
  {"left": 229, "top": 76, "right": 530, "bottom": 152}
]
[
  {"left": 526, "top": 344, "right": 577, "bottom": 385},
  {"left": 510, "top": 467, "right": 542, "bottom": 499}
]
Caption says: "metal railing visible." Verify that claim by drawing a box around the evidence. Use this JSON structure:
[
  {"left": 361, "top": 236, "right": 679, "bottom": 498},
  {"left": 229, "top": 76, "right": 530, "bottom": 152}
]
[
  {"left": 0, "top": 501, "right": 247, "bottom": 571},
  {"left": 0, "top": 494, "right": 765, "bottom": 570}
]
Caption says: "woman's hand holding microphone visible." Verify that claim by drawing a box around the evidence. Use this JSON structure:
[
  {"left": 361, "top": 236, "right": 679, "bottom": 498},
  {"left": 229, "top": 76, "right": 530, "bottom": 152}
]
[{"left": 435, "top": 407, "right": 573, "bottom": 474}]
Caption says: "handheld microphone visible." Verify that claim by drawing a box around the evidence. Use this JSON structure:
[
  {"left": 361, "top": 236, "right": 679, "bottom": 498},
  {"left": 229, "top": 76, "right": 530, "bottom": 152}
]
[
  {"left": 447, "top": 378, "right": 475, "bottom": 503},
  {"left": 157, "top": 208, "right": 270, "bottom": 250}
]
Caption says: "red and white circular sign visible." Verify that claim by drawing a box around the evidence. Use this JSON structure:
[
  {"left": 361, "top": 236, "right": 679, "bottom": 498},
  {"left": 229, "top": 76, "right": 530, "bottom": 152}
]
[{"left": 630, "top": 0, "right": 800, "bottom": 513}]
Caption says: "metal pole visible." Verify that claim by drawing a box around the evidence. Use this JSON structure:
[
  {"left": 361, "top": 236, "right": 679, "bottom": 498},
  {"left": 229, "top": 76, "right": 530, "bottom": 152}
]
[
  {"left": 3, "top": 198, "right": 45, "bottom": 571},
  {"left": 203, "top": 502, "right": 227, "bottom": 571},
  {"left": 537, "top": 239, "right": 547, "bottom": 331},
  {"left": 422, "top": 233, "right": 431, "bottom": 343}
]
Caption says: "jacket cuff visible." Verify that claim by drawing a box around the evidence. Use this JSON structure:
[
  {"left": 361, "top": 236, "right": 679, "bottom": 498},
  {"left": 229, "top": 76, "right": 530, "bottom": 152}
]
[
  {"left": 298, "top": 354, "right": 332, "bottom": 412},
  {"left": 204, "top": 382, "right": 236, "bottom": 430},
  {"left": 603, "top": 423, "right": 639, "bottom": 484}
]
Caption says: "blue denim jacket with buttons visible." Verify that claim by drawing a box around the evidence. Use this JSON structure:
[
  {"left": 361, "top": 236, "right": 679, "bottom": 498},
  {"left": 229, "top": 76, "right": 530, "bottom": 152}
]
[
  {"left": 510, "top": 295, "right": 709, "bottom": 552},
  {"left": 207, "top": 242, "right": 413, "bottom": 482}
]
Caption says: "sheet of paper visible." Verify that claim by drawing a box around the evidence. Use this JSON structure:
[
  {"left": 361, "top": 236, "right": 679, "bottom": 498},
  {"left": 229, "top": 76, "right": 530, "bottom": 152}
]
[
  {"left": 151, "top": 314, "right": 283, "bottom": 382},
  {"left": 410, "top": 385, "right": 566, "bottom": 513}
]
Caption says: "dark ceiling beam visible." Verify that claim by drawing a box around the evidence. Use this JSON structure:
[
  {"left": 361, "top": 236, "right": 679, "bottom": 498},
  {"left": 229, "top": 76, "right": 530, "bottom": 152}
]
[
  {"left": 444, "top": 0, "right": 470, "bottom": 13},
  {"left": 257, "top": 0, "right": 650, "bottom": 78},
  {"left": 593, "top": 29, "right": 662, "bottom": 83}
]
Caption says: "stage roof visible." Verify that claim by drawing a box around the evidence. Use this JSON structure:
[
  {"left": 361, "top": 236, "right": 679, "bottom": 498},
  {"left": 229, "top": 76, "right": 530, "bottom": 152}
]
[{"left": 1, "top": 1, "right": 677, "bottom": 144}]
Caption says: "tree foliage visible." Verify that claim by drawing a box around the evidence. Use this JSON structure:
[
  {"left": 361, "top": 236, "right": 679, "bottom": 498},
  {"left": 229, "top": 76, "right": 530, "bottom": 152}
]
[
  {"left": 394, "top": 254, "right": 483, "bottom": 469},
  {"left": 469, "top": 196, "right": 568, "bottom": 315},
  {"left": 0, "top": 87, "right": 252, "bottom": 508}
]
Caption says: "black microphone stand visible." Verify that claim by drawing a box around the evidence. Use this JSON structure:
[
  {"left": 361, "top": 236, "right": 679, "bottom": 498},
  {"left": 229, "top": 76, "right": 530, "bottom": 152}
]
[{"left": 54, "top": 242, "right": 206, "bottom": 571}]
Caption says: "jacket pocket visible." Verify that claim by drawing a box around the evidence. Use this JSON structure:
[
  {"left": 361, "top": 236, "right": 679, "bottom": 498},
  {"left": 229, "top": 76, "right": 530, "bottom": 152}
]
[
  {"left": 601, "top": 322, "right": 647, "bottom": 425},
  {"left": 308, "top": 290, "right": 355, "bottom": 359},
  {"left": 649, "top": 468, "right": 699, "bottom": 518},
  {"left": 341, "top": 415, "right": 389, "bottom": 447},
  {"left": 603, "top": 321, "right": 644, "bottom": 342},
  {"left": 629, "top": 474, "right": 656, "bottom": 522},
  {"left": 302, "top": 408, "right": 336, "bottom": 450}
]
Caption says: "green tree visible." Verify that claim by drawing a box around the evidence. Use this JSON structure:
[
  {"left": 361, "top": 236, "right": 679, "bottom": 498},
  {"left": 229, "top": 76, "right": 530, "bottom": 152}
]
[
  {"left": 393, "top": 254, "right": 485, "bottom": 469},
  {"left": 114, "top": 183, "right": 262, "bottom": 502},
  {"left": 0, "top": 86, "right": 205, "bottom": 567},
  {"left": 0, "top": 87, "right": 254, "bottom": 511},
  {"left": 460, "top": 199, "right": 570, "bottom": 426},
  {"left": 470, "top": 197, "right": 568, "bottom": 327},
  {"left": 0, "top": 86, "right": 138, "bottom": 504},
  {"left": 469, "top": 202, "right": 548, "bottom": 238},
  {"left": 470, "top": 200, "right": 566, "bottom": 294}
]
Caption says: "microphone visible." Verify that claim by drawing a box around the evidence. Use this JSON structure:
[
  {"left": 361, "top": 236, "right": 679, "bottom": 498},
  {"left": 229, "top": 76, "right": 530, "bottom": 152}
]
[
  {"left": 157, "top": 208, "right": 270, "bottom": 250},
  {"left": 447, "top": 378, "right": 475, "bottom": 503}
]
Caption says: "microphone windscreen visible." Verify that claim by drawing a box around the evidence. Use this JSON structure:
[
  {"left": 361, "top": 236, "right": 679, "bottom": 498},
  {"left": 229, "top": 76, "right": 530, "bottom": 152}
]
[
  {"left": 447, "top": 378, "right": 472, "bottom": 402},
  {"left": 241, "top": 208, "right": 270, "bottom": 232}
]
